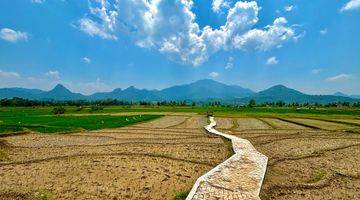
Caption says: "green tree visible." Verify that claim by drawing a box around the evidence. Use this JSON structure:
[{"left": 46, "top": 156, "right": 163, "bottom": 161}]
[
  {"left": 53, "top": 107, "right": 66, "bottom": 115},
  {"left": 248, "top": 99, "right": 256, "bottom": 108}
]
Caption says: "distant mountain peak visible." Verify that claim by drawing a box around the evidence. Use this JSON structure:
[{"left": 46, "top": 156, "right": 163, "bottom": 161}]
[
  {"left": 257, "top": 84, "right": 304, "bottom": 98},
  {"left": 53, "top": 84, "right": 67, "bottom": 90},
  {"left": 333, "top": 92, "right": 348, "bottom": 97},
  {"left": 195, "top": 78, "right": 216, "bottom": 83},
  {"left": 50, "top": 84, "right": 72, "bottom": 93},
  {"left": 271, "top": 84, "right": 288, "bottom": 89},
  {"left": 124, "top": 86, "right": 138, "bottom": 91}
]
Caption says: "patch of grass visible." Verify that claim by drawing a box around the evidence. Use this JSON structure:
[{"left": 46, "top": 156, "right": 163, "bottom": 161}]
[
  {"left": 36, "top": 189, "right": 53, "bottom": 200},
  {"left": 0, "top": 124, "right": 24, "bottom": 133},
  {"left": 0, "top": 111, "right": 162, "bottom": 134},
  {"left": 307, "top": 170, "right": 327, "bottom": 183},
  {"left": 172, "top": 190, "right": 190, "bottom": 200},
  {"left": 2, "top": 106, "right": 360, "bottom": 119}
]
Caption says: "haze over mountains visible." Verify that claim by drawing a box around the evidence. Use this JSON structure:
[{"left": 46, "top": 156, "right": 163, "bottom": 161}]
[{"left": 0, "top": 79, "right": 358, "bottom": 104}]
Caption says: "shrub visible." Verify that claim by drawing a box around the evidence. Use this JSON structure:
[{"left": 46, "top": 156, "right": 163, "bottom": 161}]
[
  {"left": 173, "top": 191, "right": 190, "bottom": 200},
  {"left": 90, "top": 105, "right": 104, "bottom": 112},
  {"left": 52, "top": 107, "right": 66, "bottom": 115},
  {"left": 76, "top": 106, "right": 84, "bottom": 112}
]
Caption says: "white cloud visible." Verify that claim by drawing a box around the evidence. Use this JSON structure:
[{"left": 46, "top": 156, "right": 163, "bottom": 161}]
[
  {"left": 83, "top": 57, "right": 91, "bottom": 64},
  {"left": 31, "top": 0, "right": 45, "bottom": 3},
  {"left": 0, "top": 28, "right": 28, "bottom": 43},
  {"left": 78, "top": 1, "right": 300, "bottom": 66},
  {"left": 212, "top": 0, "right": 231, "bottom": 13},
  {"left": 78, "top": 18, "right": 117, "bottom": 40},
  {"left": 320, "top": 28, "right": 328, "bottom": 35},
  {"left": 225, "top": 56, "right": 234, "bottom": 69},
  {"left": 311, "top": 69, "right": 322, "bottom": 74},
  {"left": 0, "top": 70, "right": 20, "bottom": 78},
  {"left": 266, "top": 56, "right": 278, "bottom": 65},
  {"left": 45, "top": 70, "right": 60, "bottom": 80},
  {"left": 326, "top": 73, "right": 354, "bottom": 81},
  {"left": 209, "top": 72, "right": 220, "bottom": 78},
  {"left": 233, "top": 17, "right": 297, "bottom": 51},
  {"left": 77, "top": 0, "right": 118, "bottom": 40},
  {"left": 284, "top": 5, "right": 294, "bottom": 12},
  {"left": 341, "top": 0, "right": 360, "bottom": 12}
]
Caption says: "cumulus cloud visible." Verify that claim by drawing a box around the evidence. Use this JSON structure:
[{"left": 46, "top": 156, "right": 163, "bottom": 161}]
[
  {"left": 78, "top": 18, "right": 117, "bottom": 40},
  {"left": 45, "top": 70, "right": 60, "bottom": 80},
  {"left": 77, "top": 0, "right": 118, "bottom": 40},
  {"left": 341, "top": 0, "right": 360, "bottom": 12},
  {"left": 233, "top": 17, "right": 297, "bottom": 51},
  {"left": 0, "top": 28, "right": 28, "bottom": 43},
  {"left": 212, "top": 0, "right": 231, "bottom": 13},
  {"left": 83, "top": 57, "right": 91, "bottom": 64},
  {"left": 266, "top": 56, "right": 278, "bottom": 65},
  {"left": 78, "top": 0, "right": 300, "bottom": 66},
  {"left": 209, "top": 72, "right": 220, "bottom": 77},
  {"left": 326, "top": 73, "right": 354, "bottom": 81}
]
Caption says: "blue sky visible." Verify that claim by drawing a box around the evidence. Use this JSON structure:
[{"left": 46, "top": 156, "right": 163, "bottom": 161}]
[{"left": 0, "top": 0, "right": 359, "bottom": 95}]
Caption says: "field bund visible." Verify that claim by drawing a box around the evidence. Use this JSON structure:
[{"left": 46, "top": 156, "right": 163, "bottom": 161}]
[{"left": 187, "top": 117, "right": 268, "bottom": 200}]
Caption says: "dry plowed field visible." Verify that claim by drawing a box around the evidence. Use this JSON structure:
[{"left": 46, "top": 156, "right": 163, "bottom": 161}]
[
  {"left": 222, "top": 117, "right": 360, "bottom": 200},
  {"left": 0, "top": 115, "right": 230, "bottom": 200},
  {"left": 282, "top": 118, "right": 357, "bottom": 130}
]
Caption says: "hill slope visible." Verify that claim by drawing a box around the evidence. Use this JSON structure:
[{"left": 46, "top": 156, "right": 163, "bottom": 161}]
[{"left": 238, "top": 85, "right": 356, "bottom": 104}]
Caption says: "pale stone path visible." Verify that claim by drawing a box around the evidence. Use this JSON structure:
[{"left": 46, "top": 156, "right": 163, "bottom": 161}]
[{"left": 186, "top": 117, "right": 268, "bottom": 200}]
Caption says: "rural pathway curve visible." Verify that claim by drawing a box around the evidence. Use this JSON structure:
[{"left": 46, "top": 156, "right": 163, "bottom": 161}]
[{"left": 186, "top": 117, "right": 268, "bottom": 200}]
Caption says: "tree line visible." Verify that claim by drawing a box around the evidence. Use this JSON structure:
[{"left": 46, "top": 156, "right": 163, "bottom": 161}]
[{"left": 1, "top": 97, "right": 360, "bottom": 108}]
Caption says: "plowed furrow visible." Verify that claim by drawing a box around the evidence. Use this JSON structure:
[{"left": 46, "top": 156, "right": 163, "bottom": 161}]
[{"left": 0, "top": 152, "right": 214, "bottom": 167}]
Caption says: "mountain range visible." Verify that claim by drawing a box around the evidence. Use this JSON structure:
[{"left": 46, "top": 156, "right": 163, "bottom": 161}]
[
  {"left": 0, "top": 79, "right": 358, "bottom": 104},
  {"left": 333, "top": 92, "right": 360, "bottom": 100}
]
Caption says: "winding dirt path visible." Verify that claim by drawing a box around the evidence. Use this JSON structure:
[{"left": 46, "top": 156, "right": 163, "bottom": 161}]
[{"left": 186, "top": 117, "right": 268, "bottom": 200}]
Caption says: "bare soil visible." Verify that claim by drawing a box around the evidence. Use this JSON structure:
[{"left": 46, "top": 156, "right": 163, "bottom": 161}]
[
  {"left": 284, "top": 118, "right": 356, "bottom": 130},
  {"left": 0, "top": 115, "right": 229, "bottom": 200},
  {"left": 260, "top": 118, "right": 309, "bottom": 130},
  {"left": 225, "top": 117, "right": 360, "bottom": 200},
  {"left": 215, "top": 117, "right": 234, "bottom": 130},
  {"left": 235, "top": 118, "right": 272, "bottom": 131}
]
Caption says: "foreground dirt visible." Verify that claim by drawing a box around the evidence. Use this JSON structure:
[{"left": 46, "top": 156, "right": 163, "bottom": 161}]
[
  {"left": 0, "top": 115, "right": 230, "bottom": 200},
  {"left": 219, "top": 117, "right": 360, "bottom": 200}
]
